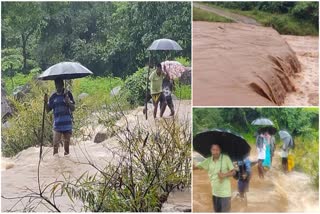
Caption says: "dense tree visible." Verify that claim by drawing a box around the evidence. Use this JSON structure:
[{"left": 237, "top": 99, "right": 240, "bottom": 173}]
[
  {"left": 2, "top": 2, "right": 44, "bottom": 73},
  {"left": 1, "top": 2, "right": 191, "bottom": 78},
  {"left": 193, "top": 108, "right": 319, "bottom": 138}
]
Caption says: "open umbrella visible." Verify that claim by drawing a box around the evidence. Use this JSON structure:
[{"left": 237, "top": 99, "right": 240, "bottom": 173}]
[
  {"left": 279, "top": 130, "right": 293, "bottom": 149},
  {"left": 193, "top": 129, "right": 251, "bottom": 161},
  {"left": 161, "top": 60, "right": 186, "bottom": 79},
  {"left": 38, "top": 62, "right": 93, "bottom": 80},
  {"left": 251, "top": 118, "right": 274, "bottom": 126},
  {"left": 37, "top": 62, "right": 93, "bottom": 161},
  {"left": 147, "top": 38, "right": 182, "bottom": 51},
  {"left": 144, "top": 38, "right": 183, "bottom": 120}
]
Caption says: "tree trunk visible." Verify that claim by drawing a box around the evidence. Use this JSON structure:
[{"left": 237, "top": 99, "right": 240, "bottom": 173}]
[{"left": 21, "top": 34, "right": 27, "bottom": 73}]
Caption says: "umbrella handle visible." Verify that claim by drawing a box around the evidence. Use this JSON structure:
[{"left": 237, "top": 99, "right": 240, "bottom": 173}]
[{"left": 145, "top": 54, "right": 151, "bottom": 120}]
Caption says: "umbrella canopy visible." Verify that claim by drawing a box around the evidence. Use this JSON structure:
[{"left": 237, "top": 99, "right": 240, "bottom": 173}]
[
  {"left": 251, "top": 118, "right": 274, "bottom": 126},
  {"left": 161, "top": 60, "right": 186, "bottom": 79},
  {"left": 193, "top": 129, "right": 251, "bottom": 161},
  {"left": 279, "top": 130, "right": 292, "bottom": 148},
  {"left": 38, "top": 62, "right": 93, "bottom": 80},
  {"left": 147, "top": 38, "right": 182, "bottom": 51},
  {"left": 258, "top": 126, "right": 277, "bottom": 135},
  {"left": 279, "top": 130, "right": 291, "bottom": 140}
]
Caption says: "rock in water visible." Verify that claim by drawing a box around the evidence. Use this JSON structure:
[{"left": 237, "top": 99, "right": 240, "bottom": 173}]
[
  {"left": 94, "top": 132, "right": 108, "bottom": 143},
  {"left": 161, "top": 189, "right": 191, "bottom": 212}
]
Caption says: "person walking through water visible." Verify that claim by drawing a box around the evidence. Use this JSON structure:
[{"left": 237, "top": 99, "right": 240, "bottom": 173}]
[
  {"left": 262, "top": 132, "right": 272, "bottom": 170},
  {"left": 44, "top": 78, "right": 75, "bottom": 156},
  {"left": 256, "top": 133, "right": 266, "bottom": 178},
  {"left": 194, "top": 144, "right": 235, "bottom": 212},
  {"left": 281, "top": 134, "right": 294, "bottom": 172},
  {"left": 145, "top": 63, "right": 167, "bottom": 118},
  {"left": 235, "top": 157, "right": 251, "bottom": 199},
  {"left": 162, "top": 75, "right": 175, "bottom": 116}
]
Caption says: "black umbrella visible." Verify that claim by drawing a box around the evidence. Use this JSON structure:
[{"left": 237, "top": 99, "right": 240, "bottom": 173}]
[
  {"left": 144, "top": 38, "right": 182, "bottom": 120},
  {"left": 193, "top": 129, "right": 251, "bottom": 161},
  {"left": 38, "top": 62, "right": 93, "bottom": 80}
]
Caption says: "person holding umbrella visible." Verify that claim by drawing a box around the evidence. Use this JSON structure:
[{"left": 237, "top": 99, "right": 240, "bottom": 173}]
[
  {"left": 279, "top": 130, "right": 295, "bottom": 172},
  {"left": 44, "top": 78, "right": 75, "bottom": 156},
  {"left": 194, "top": 144, "right": 235, "bottom": 212},
  {"left": 193, "top": 129, "right": 251, "bottom": 212},
  {"left": 39, "top": 61, "right": 93, "bottom": 156}
]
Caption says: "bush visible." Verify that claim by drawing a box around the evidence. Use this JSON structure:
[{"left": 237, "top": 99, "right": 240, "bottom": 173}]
[
  {"left": 175, "top": 81, "right": 191, "bottom": 100},
  {"left": 123, "top": 67, "right": 148, "bottom": 106},
  {"left": 53, "top": 111, "right": 191, "bottom": 212},
  {"left": 1, "top": 48, "right": 24, "bottom": 76},
  {"left": 293, "top": 135, "right": 319, "bottom": 187},
  {"left": 2, "top": 82, "right": 54, "bottom": 157},
  {"left": 291, "top": 2, "right": 319, "bottom": 27}
]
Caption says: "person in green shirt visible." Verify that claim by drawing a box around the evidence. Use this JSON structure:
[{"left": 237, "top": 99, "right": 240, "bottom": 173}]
[
  {"left": 148, "top": 63, "right": 167, "bottom": 118},
  {"left": 194, "top": 144, "right": 235, "bottom": 212}
]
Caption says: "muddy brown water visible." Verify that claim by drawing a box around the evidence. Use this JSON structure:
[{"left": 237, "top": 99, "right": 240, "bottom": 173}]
[
  {"left": 282, "top": 35, "right": 319, "bottom": 106},
  {"left": 193, "top": 151, "right": 319, "bottom": 212},
  {"left": 1, "top": 100, "right": 191, "bottom": 212},
  {"left": 192, "top": 22, "right": 318, "bottom": 106}
]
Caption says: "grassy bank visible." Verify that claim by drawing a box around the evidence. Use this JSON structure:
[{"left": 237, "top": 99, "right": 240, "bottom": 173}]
[
  {"left": 193, "top": 7, "right": 233, "bottom": 23},
  {"left": 236, "top": 9, "right": 317, "bottom": 36},
  {"left": 201, "top": 3, "right": 318, "bottom": 36}
]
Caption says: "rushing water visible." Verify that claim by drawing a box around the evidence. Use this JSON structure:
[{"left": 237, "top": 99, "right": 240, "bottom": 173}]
[{"left": 193, "top": 151, "right": 319, "bottom": 212}]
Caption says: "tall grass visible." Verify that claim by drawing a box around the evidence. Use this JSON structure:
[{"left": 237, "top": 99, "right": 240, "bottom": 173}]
[
  {"left": 202, "top": 3, "right": 318, "bottom": 36},
  {"left": 193, "top": 7, "right": 233, "bottom": 23}
]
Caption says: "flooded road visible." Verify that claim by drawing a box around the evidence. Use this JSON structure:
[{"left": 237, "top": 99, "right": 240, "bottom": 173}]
[
  {"left": 192, "top": 151, "right": 319, "bottom": 212},
  {"left": 1, "top": 100, "right": 191, "bottom": 212}
]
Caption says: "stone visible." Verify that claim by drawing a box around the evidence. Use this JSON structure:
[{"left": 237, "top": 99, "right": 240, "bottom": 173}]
[
  {"left": 161, "top": 189, "right": 191, "bottom": 212},
  {"left": 110, "top": 86, "right": 121, "bottom": 97},
  {"left": 1, "top": 82, "right": 13, "bottom": 122},
  {"left": 93, "top": 132, "right": 108, "bottom": 143},
  {"left": 78, "top": 93, "right": 89, "bottom": 101}
]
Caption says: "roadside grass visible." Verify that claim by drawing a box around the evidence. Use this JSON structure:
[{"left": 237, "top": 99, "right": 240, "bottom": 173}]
[
  {"left": 201, "top": 3, "right": 318, "bottom": 36},
  {"left": 193, "top": 7, "right": 233, "bottom": 23}
]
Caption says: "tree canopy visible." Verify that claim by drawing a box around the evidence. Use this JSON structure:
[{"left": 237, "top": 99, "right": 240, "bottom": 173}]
[
  {"left": 1, "top": 1, "right": 191, "bottom": 78},
  {"left": 193, "top": 108, "right": 319, "bottom": 139}
]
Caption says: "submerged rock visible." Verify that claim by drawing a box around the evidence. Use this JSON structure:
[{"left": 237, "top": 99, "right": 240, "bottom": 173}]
[{"left": 161, "top": 189, "right": 191, "bottom": 212}]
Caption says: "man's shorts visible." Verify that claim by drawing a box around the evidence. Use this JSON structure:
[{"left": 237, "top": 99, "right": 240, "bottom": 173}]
[
  {"left": 212, "top": 195, "right": 231, "bottom": 212},
  {"left": 238, "top": 178, "right": 250, "bottom": 193},
  {"left": 151, "top": 92, "right": 165, "bottom": 104}
]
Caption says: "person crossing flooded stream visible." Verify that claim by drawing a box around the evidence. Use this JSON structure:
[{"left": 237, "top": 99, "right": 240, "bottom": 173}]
[{"left": 193, "top": 108, "right": 319, "bottom": 212}]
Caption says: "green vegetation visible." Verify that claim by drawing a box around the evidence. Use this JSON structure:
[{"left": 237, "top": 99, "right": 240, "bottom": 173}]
[
  {"left": 193, "top": 108, "right": 319, "bottom": 186},
  {"left": 193, "top": 7, "right": 233, "bottom": 23},
  {"left": 2, "top": 2, "right": 191, "bottom": 78},
  {"left": 202, "top": 1, "right": 318, "bottom": 36}
]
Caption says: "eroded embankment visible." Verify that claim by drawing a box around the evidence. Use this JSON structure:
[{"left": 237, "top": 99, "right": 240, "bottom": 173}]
[{"left": 193, "top": 22, "right": 302, "bottom": 106}]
